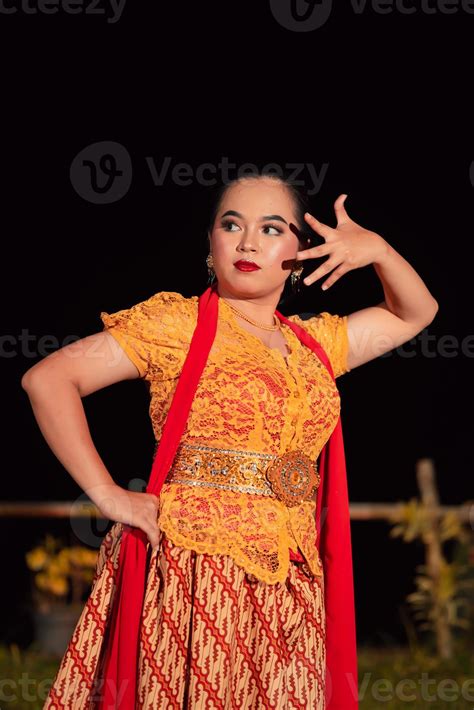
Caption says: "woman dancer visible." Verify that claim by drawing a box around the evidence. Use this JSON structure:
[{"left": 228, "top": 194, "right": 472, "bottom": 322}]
[{"left": 22, "top": 171, "right": 438, "bottom": 709}]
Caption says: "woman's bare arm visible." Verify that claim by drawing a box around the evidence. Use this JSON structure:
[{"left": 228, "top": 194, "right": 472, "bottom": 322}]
[
  {"left": 21, "top": 332, "right": 161, "bottom": 548},
  {"left": 345, "top": 244, "right": 438, "bottom": 371}
]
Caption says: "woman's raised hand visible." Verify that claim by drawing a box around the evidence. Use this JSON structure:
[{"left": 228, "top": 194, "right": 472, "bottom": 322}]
[{"left": 296, "top": 194, "right": 389, "bottom": 291}]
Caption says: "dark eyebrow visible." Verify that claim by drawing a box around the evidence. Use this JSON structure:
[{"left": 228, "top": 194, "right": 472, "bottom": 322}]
[{"left": 221, "top": 209, "right": 288, "bottom": 226}]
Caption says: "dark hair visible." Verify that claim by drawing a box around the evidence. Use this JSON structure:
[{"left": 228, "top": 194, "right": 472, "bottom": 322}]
[{"left": 206, "top": 167, "right": 314, "bottom": 250}]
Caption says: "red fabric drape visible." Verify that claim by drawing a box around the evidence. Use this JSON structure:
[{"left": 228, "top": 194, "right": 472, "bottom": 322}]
[
  {"left": 97, "top": 283, "right": 359, "bottom": 709},
  {"left": 278, "top": 308, "right": 359, "bottom": 709}
]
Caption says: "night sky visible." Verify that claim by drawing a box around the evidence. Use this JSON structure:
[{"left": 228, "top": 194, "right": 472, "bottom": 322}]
[{"left": 1, "top": 1, "right": 472, "bottom": 650}]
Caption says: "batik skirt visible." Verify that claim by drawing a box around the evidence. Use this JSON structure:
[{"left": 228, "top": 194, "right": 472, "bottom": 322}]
[{"left": 44, "top": 522, "right": 326, "bottom": 709}]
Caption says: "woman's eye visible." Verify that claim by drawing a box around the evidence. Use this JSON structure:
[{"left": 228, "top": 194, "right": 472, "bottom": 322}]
[
  {"left": 221, "top": 220, "right": 283, "bottom": 235},
  {"left": 263, "top": 224, "right": 283, "bottom": 236},
  {"left": 222, "top": 220, "right": 239, "bottom": 232}
]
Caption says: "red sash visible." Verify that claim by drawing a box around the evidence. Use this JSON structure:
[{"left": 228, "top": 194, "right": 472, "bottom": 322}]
[{"left": 97, "top": 283, "right": 359, "bottom": 709}]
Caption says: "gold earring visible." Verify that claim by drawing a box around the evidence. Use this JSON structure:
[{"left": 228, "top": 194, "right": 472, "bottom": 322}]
[
  {"left": 290, "top": 264, "right": 304, "bottom": 293},
  {"left": 290, "top": 238, "right": 310, "bottom": 292},
  {"left": 206, "top": 253, "right": 216, "bottom": 285}
]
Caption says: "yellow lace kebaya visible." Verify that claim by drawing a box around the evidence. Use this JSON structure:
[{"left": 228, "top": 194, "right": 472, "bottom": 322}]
[{"left": 100, "top": 291, "right": 351, "bottom": 585}]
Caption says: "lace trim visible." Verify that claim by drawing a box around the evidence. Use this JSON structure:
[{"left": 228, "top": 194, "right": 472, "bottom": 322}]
[{"left": 157, "top": 483, "right": 323, "bottom": 585}]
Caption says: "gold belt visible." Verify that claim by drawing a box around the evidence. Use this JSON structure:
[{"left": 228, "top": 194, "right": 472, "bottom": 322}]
[{"left": 161, "top": 442, "right": 320, "bottom": 508}]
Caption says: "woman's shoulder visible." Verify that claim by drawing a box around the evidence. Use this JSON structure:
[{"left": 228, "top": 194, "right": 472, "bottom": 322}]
[
  {"left": 132, "top": 290, "right": 198, "bottom": 312},
  {"left": 286, "top": 310, "right": 350, "bottom": 378},
  {"left": 287, "top": 310, "right": 346, "bottom": 330},
  {"left": 143, "top": 289, "right": 197, "bottom": 315},
  {"left": 147, "top": 290, "right": 198, "bottom": 307},
  {"left": 149, "top": 291, "right": 199, "bottom": 332},
  {"left": 99, "top": 291, "right": 199, "bottom": 380},
  {"left": 99, "top": 291, "right": 200, "bottom": 350},
  {"left": 100, "top": 290, "right": 197, "bottom": 328}
]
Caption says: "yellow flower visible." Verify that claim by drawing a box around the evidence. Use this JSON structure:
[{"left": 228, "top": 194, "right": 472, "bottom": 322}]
[
  {"left": 35, "top": 572, "right": 50, "bottom": 591},
  {"left": 67, "top": 547, "right": 83, "bottom": 566},
  {"left": 81, "top": 550, "right": 99, "bottom": 568},
  {"left": 27, "top": 536, "right": 100, "bottom": 598},
  {"left": 48, "top": 560, "right": 68, "bottom": 578},
  {"left": 54, "top": 550, "right": 72, "bottom": 574},
  {"left": 25, "top": 547, "right": 49, "bottom": 571},
  {"left": 47, "top": 576, "right": 68, "bottom": 597},
  {"left": 68, "top": 547, "right": 98, "bottom": 568}
]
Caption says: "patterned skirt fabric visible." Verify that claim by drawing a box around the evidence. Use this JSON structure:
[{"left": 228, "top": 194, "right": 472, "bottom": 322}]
[{"left": 44, "top": 524, "right": 326, "bottom": 709}]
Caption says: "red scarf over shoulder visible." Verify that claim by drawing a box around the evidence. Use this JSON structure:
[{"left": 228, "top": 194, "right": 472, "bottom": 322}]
[{"left": 96, "top": 284, "right": 359, "bottom": 709}]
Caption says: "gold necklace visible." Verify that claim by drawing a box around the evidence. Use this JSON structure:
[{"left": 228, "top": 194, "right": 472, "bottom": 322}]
[{"left": 222, "top": 298, "right": 281, "bottom": 331}]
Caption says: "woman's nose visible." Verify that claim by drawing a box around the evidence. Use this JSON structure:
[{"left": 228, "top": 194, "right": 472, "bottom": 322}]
[{"left": 238, "top": 231, "right": 259, "bottom": 250}]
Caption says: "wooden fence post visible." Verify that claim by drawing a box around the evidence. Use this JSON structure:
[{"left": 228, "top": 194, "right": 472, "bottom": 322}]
[{"left": 416, "top": 457, "right": 453, "bottom": 660}]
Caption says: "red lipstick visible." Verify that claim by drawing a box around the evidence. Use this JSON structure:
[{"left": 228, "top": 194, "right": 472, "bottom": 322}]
[{"left": 234, "top": 260, "right": 261, "bottom": 272}]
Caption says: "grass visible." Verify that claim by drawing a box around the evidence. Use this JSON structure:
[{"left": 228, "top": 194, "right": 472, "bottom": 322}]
[
  {"left": 0, "top": 641, "right": 473, "bottom": 708},
  {"left": 0, "top": 644, "right": 59, "bottom": 709},
  {"left": 358, "top": 644, "right": 474, "bottom": 709}
]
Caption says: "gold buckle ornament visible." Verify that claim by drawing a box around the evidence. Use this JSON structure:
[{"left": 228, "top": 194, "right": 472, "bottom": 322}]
[{"left": 265, "top": 450, "right": 320, "bottom": 507}]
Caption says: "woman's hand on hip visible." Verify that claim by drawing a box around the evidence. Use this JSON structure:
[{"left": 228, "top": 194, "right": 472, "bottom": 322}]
[{"left": 89, "top": 482, "right": 161, "bottom": 549}]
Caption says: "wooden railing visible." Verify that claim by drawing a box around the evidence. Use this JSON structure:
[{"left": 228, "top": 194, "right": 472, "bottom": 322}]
[
  {"left": 2, "top": 459, "right": 473, "bottom": 661},
  {"left": 0, "top": 500, "right": 471, "bottom": 521}
]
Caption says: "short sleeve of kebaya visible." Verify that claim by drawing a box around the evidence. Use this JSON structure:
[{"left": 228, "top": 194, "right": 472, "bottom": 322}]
[
  {"left": 99, "top": 291, "right": 196, "bottom": 381},
  {"left": 288, "top": 311, "right": 351, "bottom": 379}
]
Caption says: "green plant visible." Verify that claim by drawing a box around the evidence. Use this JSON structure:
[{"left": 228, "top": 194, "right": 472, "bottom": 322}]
[{"left": 389, "top": 500, "right": 474, "bottom": 656}]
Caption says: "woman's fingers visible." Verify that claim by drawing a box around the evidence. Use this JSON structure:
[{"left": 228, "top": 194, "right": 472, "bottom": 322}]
[
  {"left": 334, "top": 194, "right": 350, "bottom": 226},
  {"left": 144, "top": 494, "right": 159, "bottom": 513},
  {"left": 142, "top": 493, "right": 161, "bottom": 548},
  {"left": 303, "top": 258, "right": 345, "bottom": 287},
  {"left": 303, "top": 212, "right": 335, "bottom": 241},
  {"left": 107, "top": 490, "right": 160, "bottom": 547},
  {"left": 143, "top": 521, "right": 160, "bottom": 549},
  {"left": 318, "top": 262, "right": 349, "bottom": 290},
  {"left": 296, "top": 241, "right": 332, "bottom": 261},
  {"left": 138, "top": 510, "right": 160, "bottom": 549}
]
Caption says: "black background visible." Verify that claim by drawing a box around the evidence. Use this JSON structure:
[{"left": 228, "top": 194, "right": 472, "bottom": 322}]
[{"left": 1, "top": 0, "right": 472, "bottom": 649}]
